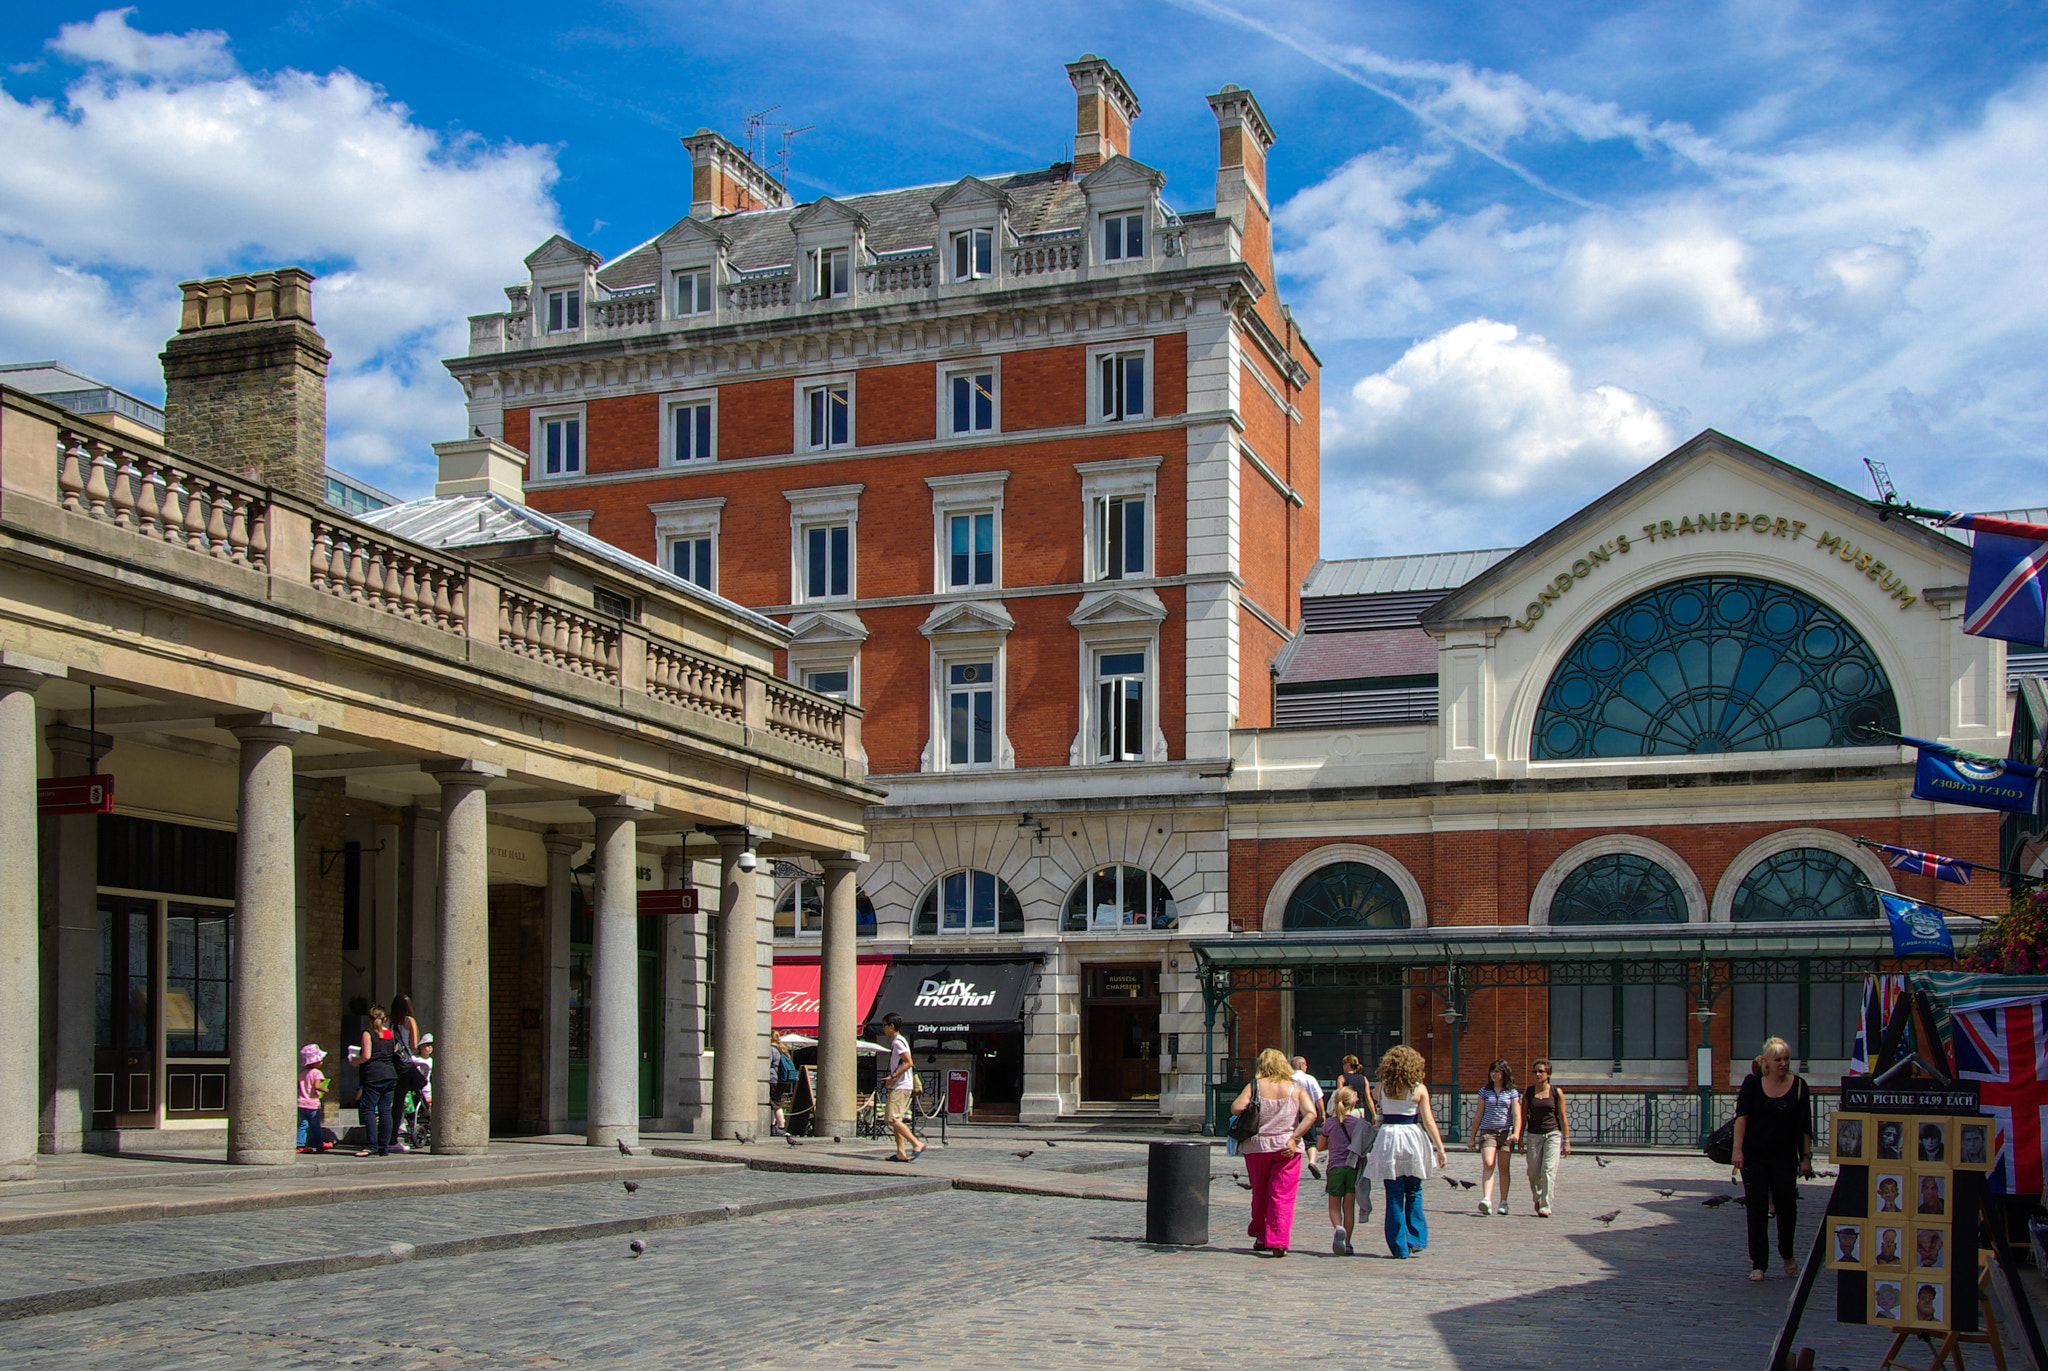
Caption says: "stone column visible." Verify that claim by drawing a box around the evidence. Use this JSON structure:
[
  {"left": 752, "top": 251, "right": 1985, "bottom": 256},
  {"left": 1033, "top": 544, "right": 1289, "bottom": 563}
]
[
  {"left": 816, "top": 854, "right": 865, "bottom": 1139},
  {"left": 429, "top": 761, "right": 503, "bottom": 1155},
  {"left": 709, "top": 826, "right": 767, "bottom": 1141},
  {"left": 0, "top": 655, "right": 62, "bottom": 1180},
  {"left": 40, "top": 723, "right": 108, "bottom": 1155},
  {"left": 583, "top": 797, "right": 650, "bottom": 1149},
  {"left": 541, "top": 833, "right": 578, "bottom": 1136},
  {"left": 223, "top": 713, "right": 317, "bottom": 1166}
]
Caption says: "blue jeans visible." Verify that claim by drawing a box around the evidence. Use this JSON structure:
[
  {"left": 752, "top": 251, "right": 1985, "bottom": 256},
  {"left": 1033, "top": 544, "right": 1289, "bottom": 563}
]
[
  {"left": 1382, "top": 1176, "right": 1428, "bottom": 1257},
  {"left": 298, "top": 1106, "right": 325, "bottom": 1150},
  {"left": 357, "top": 1080, "right": 395, "bottom": 1154}
]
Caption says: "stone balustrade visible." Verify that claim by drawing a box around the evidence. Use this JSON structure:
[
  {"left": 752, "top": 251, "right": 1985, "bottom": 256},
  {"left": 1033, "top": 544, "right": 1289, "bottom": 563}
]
[
  {"left": 1010, "top": 233, "right": 1084, "bottom": 277},
  {"left": 766, "top": 681, "right": 845, "bottom": 753},
  {"left": 498, "top": 588, "right": 622, "bottom": 684},
  {"left": 589, "top": 290, "right": 659, "bottom": 330},
  {"left": 864, "top": 255, "right": 934, "bottom": 294},
  {"left": 310, "top": 521, "right": 468, "bottom": 631},
  {"left": 727, "top": 271, "right": 793, "bottom": 313},
  {"left": 647, "top": 641, "right": 746, "bottom": 722},
  {"left": 57, "top": 428, "right": 269, "bottom": 569}
]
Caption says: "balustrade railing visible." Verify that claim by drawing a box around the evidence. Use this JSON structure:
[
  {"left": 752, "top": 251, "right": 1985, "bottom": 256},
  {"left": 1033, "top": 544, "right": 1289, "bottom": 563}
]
[
  {"left": 1010, "top": 234, "right": 1084, "bottom": 277},
  {"left": 499, "top": 589, "right": 621, "bottom": 684},
  {"left": 728, "top": 272, "right": 792, "bottom": 312},
  {"left": 766, "top": 681, "right": 843, "bottom": 752},
  {"left": 310, "top": 522, "right": 467, "bottom": 631},
  {"left": 590, "top": 290, "right": 659, "bottom": 329},
  {"left": 56, "top": 428, "right": 268, "bottom": 569},
  {"left": 647, "top": 641, "right": 745, "bottom": 722},
  {"left": 864, "top": 255, "right": 934, "bottom": 294}
]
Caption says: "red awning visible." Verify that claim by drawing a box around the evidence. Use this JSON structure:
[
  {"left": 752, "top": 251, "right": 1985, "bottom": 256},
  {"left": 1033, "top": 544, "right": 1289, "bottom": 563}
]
[{"left": 771, "top": 958, "right": 889, "bottom": 1030}]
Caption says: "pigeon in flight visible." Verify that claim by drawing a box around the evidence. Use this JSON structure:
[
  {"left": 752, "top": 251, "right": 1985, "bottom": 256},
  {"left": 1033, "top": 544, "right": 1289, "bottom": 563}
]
[
  {"left": 622, "top": 1180, "right": 640, "bottom": 1195},
  {"left": 1593, "top": 1210, "right": 1622, "bottom": 1227},
  {"left": 628, "top": 1239, "right": 646, "bottom": 1258}
]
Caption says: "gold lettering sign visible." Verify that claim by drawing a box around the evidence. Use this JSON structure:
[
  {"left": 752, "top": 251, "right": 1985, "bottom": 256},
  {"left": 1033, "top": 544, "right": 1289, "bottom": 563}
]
[{"left": 1510, "top": 510, "right": 1917, "bottom": 632}]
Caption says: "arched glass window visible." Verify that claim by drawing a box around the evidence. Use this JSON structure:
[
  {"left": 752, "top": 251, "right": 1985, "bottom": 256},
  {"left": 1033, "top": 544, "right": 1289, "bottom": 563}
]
[
  {"left": 913, "top": 869, "right": 1024, "bottom": 936},
  {"left": 1061, "top": 867, "right": 1179, "bottom": 932},
  {"left": 1282, "top": 862, "right": 1409, "bottom": 931},
  {"left": 773, "top": 880, "right": 877, "bottom": 939},
  {"left": 1549, "top": 853, "right": 1687, "bottom": 925},
  {"left": 1532, "top": 576, "right": 1898, "bottom": 759},
  {"left": 1732, "top": 848, "right": 1880, "bottom": 922}
]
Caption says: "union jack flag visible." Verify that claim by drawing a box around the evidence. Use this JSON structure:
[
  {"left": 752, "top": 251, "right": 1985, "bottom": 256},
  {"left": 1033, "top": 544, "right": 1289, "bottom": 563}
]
[
  {"left": 1853, "top": 974, "right": 1908, "bottom": 1074},
  {"left": 1952, "top": 999, "right": 2048, "bottom": 1196},
  {"left": 1873, "top": 842, "right": 1974, "bottom": 884},
  {"left": 1943, "top": 513, "right": 2048, "bottom": 647}
]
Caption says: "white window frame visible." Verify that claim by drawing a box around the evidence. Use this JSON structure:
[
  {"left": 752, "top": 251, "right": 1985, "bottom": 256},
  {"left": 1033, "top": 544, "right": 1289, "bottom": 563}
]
[
  {"left": 1093, "top": 646, "right": 1149, "bottom": 763},
  {"left": 802, "top": 667, "right": 851, "bottom": 700},
  {"left": 796, "top": 371, "right": 856, "bottom": 453},
  {"left": 1090, "top": 340, "right": 1151, "bottom": 424},
  {"left": 785, "top": 484, "right": 863, "bottom": 605},
  {"left": 661, "top": 388, "right": 717, "bottom": 465},
  {"left": 785, "top": 608, "right": 868, "bottom": 710},
  {"left": 528, "top": 404, "right": 588, "bottom": 481},
  {"left": 950, "top": 227, "right": 995, "bottom": 281},
  {"left": 939, "top": 655, "right": 1001, "bottom": 771},
  {"left": 919, "top": 600, "right": 1016, "bottom": 773},
  {"left": 811, "top": 246, "right": 850, "bottom": 300},
  {"left": 650, "top": 496, "right": 723, "bottom": 593},
  {"left": 1075, "top": 456, "right": 1160, "bottom": 582},
  {"left": 936, "top": 358, "right": 1001, "bottom": 440},
  {"left": 671, "top": 267, "right": 714, "bottom": 320},
  {"left": 543, "top": 285, "right": 582, "bottom": 333},
  {"left": 927, "top": 470, "right": 1008, "bottom": 595},
  {"left": 1099, "top": 209, "right": 1147, "bottom": 263},
  {"left": 1067, "top": 585, "right": 1168, "bottom": 767}
]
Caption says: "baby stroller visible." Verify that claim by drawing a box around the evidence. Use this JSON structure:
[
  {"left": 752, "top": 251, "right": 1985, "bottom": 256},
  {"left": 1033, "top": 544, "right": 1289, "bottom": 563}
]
[{"left": 398, "top": 1087, "right": 431, "bottom": 1151}]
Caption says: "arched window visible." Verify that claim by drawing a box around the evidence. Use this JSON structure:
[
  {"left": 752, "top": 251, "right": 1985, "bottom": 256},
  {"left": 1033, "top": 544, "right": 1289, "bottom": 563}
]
[
  {"left": 773, "top": 880, "right": 876, "bottom": 939},
  {"left": 1532, "top": 576, "right": 1898, "bottom": 759},
  {"left": 1549, "top": 853, "right": 1688, "bottom": 925},
  {"left": 1732, "top": 848, "right": 1880, "bottom": 922},
  {"left": 1282, "top": 862, "right": 1409, "bottom": 931},
  {"left": 1061, "top": 867, "right": 1179, "bottom": 932},
  {"left": 913, "top": 869, "right": 1024, "bottom": 936}
]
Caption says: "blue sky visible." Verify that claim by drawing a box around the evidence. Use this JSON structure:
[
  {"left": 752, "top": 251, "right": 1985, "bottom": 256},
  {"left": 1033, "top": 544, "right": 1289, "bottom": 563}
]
[{"left": 3, "top": 2, "right": 2044, "bottom": 555}]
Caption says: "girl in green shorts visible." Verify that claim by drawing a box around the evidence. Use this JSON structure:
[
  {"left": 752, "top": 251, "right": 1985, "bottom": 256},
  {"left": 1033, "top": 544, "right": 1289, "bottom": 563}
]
[{"left": 1321, "top": 1086, "right": 1373, "bottom": 1255}]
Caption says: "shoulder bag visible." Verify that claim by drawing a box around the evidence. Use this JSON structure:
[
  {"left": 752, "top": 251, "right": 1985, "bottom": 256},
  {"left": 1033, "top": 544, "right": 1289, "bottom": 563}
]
[{"left": 1228, "top": 1081, "right": 1263, "bottom": 1142}]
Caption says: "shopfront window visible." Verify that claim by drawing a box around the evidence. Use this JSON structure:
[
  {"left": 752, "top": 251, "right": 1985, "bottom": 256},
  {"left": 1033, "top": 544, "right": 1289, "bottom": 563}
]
[
  {"left": 1532, "top": 575, "right": 1898, "bottom": 759},
  {"left": 774, "top": 880, "right": 878, "bottom": 939},
  {"left": 1549, "top": 853, "right": 1688, "bottom": 925},
  {"left": 1062, "top": 867, "right": 1178, "bottom": 932},
  {"left": 1281, "top": 862, "right": 1410, "bottom": 931},
  {"left": 1549, "top": 976, "right": 1688, "bottom": 1060},
  {"left": 913, "top": 869, "right": 1024, "bottom": 936},
  {"left": 164, "top": 906, "right": 230, "bottom": 1056}
]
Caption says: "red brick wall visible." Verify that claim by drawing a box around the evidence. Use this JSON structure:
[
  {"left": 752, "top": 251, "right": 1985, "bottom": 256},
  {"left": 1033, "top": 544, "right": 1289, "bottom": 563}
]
[
  {"left": 853, "top": 362, "right": 934, "bottom": 447},
  {"left": 1004, "top": 345, "right": 1086, "bottom": 431}
]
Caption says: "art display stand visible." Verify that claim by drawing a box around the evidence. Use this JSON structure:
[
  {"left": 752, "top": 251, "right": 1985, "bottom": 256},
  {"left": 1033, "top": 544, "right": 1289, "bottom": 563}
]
[{"left": 1876, "top": 1261, "right": 2005, "bottom": 1371}]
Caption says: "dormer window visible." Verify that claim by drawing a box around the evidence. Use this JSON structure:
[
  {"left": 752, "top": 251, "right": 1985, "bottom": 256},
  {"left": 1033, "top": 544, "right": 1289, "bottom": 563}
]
[
  {"left": 813, "top": 248, "right": 849, "bottom": 300},
  {"left": 544, "top": 288, "right": 581, "bottom": 333},
  {"left": 673, "top": 270, "right": 713, "bottom": 317},
  {"left": 951, "top": 228, "right": 993, "bottom": 281},
  {"left": 1101, "top": 212, "right": 1144, "bottom": 262}
]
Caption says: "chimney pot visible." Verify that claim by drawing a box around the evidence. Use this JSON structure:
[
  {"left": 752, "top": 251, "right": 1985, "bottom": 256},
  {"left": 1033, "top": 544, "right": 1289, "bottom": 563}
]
[
  {"left": 1066, "top": 55, "right": 1140, "bottom": 176},
  {"left": 680, "top": 129, "right": 792, "bottom": 219}
]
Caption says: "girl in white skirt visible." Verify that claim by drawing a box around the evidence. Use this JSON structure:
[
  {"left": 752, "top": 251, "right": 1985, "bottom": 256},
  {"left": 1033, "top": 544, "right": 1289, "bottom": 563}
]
[{"left": 1362, "top": 1044, "right": 1448, "bottom": 1258}]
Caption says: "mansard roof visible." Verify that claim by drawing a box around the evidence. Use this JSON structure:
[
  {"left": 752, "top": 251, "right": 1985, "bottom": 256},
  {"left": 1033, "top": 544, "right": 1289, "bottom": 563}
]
[{"left": 596, "top": 163, "right": 1099, "bottom": 290}]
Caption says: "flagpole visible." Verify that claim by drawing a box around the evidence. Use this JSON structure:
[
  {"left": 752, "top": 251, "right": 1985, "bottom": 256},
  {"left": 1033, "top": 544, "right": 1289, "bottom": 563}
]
[
  {"left": 1849, "top": 724, "right": 2019, "bottom": 771},
  {"left": 1851, "top": 835, "right": 2046, "bottom": 888},
  {"left": 1853, "top": 882, "right": 1998, "bottom": 923}
]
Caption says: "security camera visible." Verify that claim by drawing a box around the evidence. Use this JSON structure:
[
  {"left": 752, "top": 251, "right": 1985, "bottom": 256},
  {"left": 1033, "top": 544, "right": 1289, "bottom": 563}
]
[{"left": 737, "top": 849, "right": 757, "bottom": 872}]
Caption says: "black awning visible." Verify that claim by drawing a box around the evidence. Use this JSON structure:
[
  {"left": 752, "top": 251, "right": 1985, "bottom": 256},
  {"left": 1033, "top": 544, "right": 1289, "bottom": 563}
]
[{"left": 867, "top": 958, "right": 1038, "bottom": 1036}]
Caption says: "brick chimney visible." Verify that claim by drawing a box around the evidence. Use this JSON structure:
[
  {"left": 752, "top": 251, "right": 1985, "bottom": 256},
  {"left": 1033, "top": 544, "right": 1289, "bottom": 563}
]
[
  {"left": 159, "top": 268, "right": 329, "bottom": 499},
  {"left": 1207, "top": 84, "right": 1278, "bottom": 281},
  {"left": 1066, "top": 54, "right": 1140, "bottom": 175},
  {"left": 681, "top": 129, "right": 792, "bottom": 219}
]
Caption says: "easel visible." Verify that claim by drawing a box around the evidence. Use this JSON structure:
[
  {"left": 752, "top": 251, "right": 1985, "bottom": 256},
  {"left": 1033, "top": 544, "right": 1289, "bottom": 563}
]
[{"left": 1876, "top": 1260, "right": 2007, "bottom": 1371}]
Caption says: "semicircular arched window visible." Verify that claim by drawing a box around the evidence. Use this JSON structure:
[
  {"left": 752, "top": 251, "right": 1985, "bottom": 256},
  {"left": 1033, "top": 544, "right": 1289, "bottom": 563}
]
[
  {"left": 1532, "top": 576, "right": 1898, "bottom": 759},
  {"left": 1731, "top": 848, "right": 1880, "bottom": 922},
  {"left": 1061, "top": 867, "right": 1179, "bottom": 932},
  {"left": 1282, "top": 862, "right": 1410, "bottom": 931},
  {"left": 773, "top": 880, "right": 876, "bottom": 939},
  {"left": 1549, "top": 853, "right": 1688, "bottom": 925},
  {"left": 913, "top": 869, "right": 1024, "bottom": 936}
]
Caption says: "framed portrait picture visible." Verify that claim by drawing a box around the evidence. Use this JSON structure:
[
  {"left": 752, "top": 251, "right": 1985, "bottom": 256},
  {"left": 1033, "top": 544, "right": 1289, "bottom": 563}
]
[
  {"left": 1912, "top": 1225, "right": 1948, "bottom": 1272},
  {"left": 1874, "top": 1172, "right": 1908, "bottom": 1215},
  {"left": 1831, "top": 1113, "right": 1868, "bottom": 1164},
  {"left": 1915, "top": 1173, "right": 1948, "bottom": 1218},
  {"left": 1909, "top": 1278, "right": 1946, "bottom": 1329},
  {"left": 1915, "top": 1117, "right": 1950, "bottom": 1165},
  {"left": 1876, "top": 1118, "right": 1908, "bottom": 1161},
  {"left": 1872, "top": 1225, "right": 1905, "bottom": 1270},
  {"left": 1872, "top": 1278, "right": 1906, "bottom": 1324},
  {"left": 1956, "top": 1120, "right": 1993, "bottom": 1171},
  {"left": 1828, "top": 1220, "right": 1868, "bottom": 1270}
]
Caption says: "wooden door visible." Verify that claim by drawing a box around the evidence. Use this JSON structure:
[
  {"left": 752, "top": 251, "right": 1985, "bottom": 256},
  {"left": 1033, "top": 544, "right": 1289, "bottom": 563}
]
[{"left": 93, "top": 896, "right": 157, "bottom": 1130}]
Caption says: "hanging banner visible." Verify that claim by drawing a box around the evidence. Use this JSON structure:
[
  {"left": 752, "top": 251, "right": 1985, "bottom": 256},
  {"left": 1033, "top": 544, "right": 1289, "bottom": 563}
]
[
  {"left": 1879, "top": 893, "right": 1957, "bottom": 959},
  {"left": 1912, "top": 748, "right": 2040, "bottom": 814},
  {"left": 1942, "top": 512, "right": 2048, "bottom": 647}
]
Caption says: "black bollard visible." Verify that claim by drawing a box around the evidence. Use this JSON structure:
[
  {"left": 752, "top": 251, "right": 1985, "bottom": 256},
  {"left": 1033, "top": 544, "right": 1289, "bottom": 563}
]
[{"left": 1144, "top": 1140, "right": 1210, "bottom": 1245}]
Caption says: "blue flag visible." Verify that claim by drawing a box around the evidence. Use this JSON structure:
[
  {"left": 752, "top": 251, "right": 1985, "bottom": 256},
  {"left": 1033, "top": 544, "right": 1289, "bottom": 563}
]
[
  {"left": 1912, "top": 746, "right": 2041, "bottom": 814},
  {"left": 1944, "top": 513, "right": 2048, "bottom": 646},
  {"left": 1879, "top": 893, "right": 1956, "bottom": 959}
]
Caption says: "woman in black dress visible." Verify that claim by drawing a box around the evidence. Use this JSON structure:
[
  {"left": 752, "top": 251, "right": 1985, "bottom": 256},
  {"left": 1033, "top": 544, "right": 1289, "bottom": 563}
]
[{"left": 1731, "top": 1036, "right": 1814, "bottom": 1280}]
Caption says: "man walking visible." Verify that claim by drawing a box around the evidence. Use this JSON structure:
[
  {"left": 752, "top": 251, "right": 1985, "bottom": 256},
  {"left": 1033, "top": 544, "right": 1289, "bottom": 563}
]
[
  {"left": 880, "top": 1013, "right": 925, "bottom": 1162},
  {"left": 1292, "top": 1056, "right": 1326, "bottom": 1179}
]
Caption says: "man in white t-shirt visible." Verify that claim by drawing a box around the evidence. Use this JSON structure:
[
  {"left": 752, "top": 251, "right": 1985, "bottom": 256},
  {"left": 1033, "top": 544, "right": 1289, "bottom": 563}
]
[
  {"left": 1292, "top": 1056, "right": 1326, "bottom": 1180},
  {"left": 880, "top": 1013, "right": 924, "bottom": 1161}
]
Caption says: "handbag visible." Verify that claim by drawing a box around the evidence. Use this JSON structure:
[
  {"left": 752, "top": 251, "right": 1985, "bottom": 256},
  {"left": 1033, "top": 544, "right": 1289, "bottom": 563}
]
[
  {"left": 392, "top": 1028, "right": 426, "bottom": 1093},
  {"left": 1704, "top": 1116, "right": 1737, "bottom": 1166},
  {"left": 1228, "top": 1082, "right": 1263, "bottom": 1142}
]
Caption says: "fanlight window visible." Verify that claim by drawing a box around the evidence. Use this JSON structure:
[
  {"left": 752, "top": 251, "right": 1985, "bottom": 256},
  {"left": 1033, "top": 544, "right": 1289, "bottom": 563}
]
[
  {"left": 1732, "top": 848, "right": 1880, "bottom": 922},
  {"left": 913, "top": 869, "right": 1024, "bottom": 936},
  {"left": 1282, "top": 862, "right": 1410, "bottom": 931},
  {"left": 1549, "top": 853, "right": 1687, "bottom": 925},
  {"left": 773, "top": 880, "right": 877, "bottom": 939},
  {"left": 1061, "top": 867, "right": 1178, "bottom": 932},
  {"left": 1533, "top": 576, "right": 1898, "bottom": 759}
]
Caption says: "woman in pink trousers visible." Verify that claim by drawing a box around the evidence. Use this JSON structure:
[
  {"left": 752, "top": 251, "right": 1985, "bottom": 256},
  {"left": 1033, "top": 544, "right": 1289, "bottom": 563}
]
[{"left": 1231, "top": 1048, "right": 1318, "bottom": 1257}]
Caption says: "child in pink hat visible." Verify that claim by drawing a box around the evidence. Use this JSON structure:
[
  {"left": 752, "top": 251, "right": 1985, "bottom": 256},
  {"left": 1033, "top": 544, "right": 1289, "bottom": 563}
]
[{"left": 298, "top": 1045, "right": 329, "bottom": 1153}]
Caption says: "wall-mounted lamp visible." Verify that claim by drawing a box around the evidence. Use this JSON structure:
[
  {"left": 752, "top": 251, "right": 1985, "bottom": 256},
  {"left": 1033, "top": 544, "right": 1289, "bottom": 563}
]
[{"left": 1017, "top": 812, "right": 1051, "bottom": 842}]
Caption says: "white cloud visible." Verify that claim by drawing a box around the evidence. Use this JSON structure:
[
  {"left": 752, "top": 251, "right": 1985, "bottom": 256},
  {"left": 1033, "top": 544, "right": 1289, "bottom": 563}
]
[
  {"left": 1555, "top": 215, "right": 1770, "bottom": 341},
  {"left": 48, "top": 8, "right": 232, "bottom": 79},
  {"left": 2, "top": 11, "right": 562, "bottom": 493}
]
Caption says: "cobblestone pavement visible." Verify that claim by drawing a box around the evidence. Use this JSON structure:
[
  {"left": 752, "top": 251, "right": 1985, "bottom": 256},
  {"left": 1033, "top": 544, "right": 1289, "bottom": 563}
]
[{"left": 0, "top": 1154, "right": 2015, "bottom": 1369}]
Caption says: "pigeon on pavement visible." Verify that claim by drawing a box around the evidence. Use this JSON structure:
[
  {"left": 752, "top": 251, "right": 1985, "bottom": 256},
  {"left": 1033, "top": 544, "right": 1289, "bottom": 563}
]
[
  {"left": 1595, "top": 1155, "right": 1612, "bottom": 1168},
  {"left": 1656, "top": 1188, "right": 1676, "bottom": 1198},
  {"left": 628, "top": 1239, "right": 646, "bottom": 1258},
  {"left": 1456, "top": 1179, "right": 1476, "bottom": 1190},
  {"left": 1045, "top": 1141, "right": 1058, "bottom": 1148},
  {"left": 1593, "top": 1210, "right": 1622, "bottom": 1226},
  {"left": 1702, "top": 1195, "right": 1735, "bottom": 1208},
  {"left": 1442, "top": 1177, "right": 1460, "bottom": 1189},
  {"left": 1237, "top": 1178, "right": 1253, "bottom": 1190},
  {"left": 622, "top": 1180, "right": 639, "bottom": 1194},
  {"left": 785, "top": 1133, "right": 802, "bottom": 1148},
  {"left": 617, "top": 1139, "right": 632, "bottom": 1157},
  {"left": 1013, "top": 1150, "right": 1035, "bottom": 1160}
]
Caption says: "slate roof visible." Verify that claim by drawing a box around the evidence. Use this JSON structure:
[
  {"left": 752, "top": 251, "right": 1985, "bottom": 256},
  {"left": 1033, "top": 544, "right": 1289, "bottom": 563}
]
[
  {"left": 1302, "top": 548, "right": 1516, "bottom": 598},
  {"left": 596, "top": 164, "right": 1090, "bottom": 292},
  {"left": 361, "top": 493, "right": 789, "bottom": 639},
  {"left": 1277, "top": 627, "right": 1438, "bottom": 687}
]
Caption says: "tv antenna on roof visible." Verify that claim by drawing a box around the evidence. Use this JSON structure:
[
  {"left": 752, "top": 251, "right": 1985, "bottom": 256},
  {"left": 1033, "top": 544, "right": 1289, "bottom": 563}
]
[{"left": 743, "top": 105, "right": 813, "bottom": 187}]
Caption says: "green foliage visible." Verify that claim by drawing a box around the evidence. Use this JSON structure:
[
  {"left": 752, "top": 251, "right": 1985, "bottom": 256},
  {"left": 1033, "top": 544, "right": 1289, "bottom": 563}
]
[{"left": 1960, "top": 885, "right": 2048, "bottom": 974}]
